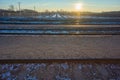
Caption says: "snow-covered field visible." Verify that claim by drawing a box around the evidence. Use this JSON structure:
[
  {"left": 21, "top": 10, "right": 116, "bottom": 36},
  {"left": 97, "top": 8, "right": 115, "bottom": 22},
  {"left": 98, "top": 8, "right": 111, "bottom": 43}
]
[{"left": 0, "top": 14, "right": 120, "bottom": 25}]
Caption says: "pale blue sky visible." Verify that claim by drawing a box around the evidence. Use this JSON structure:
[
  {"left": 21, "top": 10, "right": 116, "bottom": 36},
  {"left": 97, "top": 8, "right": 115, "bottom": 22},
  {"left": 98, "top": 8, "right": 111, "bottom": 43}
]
[{"left": 0, "top": 0, "right": 120, "bottom": 12}]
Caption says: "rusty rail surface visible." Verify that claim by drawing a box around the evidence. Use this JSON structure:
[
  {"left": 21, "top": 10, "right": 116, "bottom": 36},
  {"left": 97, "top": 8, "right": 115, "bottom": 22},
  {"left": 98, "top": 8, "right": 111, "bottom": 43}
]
[{"left": 0, "top": 27, "right": 120, "bottom": 64}]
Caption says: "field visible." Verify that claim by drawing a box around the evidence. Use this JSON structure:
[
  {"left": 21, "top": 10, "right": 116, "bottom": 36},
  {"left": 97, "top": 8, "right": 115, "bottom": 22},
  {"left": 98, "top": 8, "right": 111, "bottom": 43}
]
[{"left": 0, "top": 16, "right": 120, "bottom": 25}]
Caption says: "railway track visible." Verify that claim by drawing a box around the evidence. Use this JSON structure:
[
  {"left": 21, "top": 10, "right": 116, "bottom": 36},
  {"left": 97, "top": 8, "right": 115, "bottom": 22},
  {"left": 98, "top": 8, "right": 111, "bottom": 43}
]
[
  {"left": 0, "top": 26, "right": 120, "bottom": 63},
  {"left": 0, "top": 26, "right": 120, "bottom": 79}
]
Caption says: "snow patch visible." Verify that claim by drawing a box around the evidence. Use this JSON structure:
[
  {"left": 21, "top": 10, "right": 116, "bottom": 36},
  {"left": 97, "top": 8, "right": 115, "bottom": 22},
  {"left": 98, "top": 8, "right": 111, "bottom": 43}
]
[
  {"left": 61, "top": 63, "right": 69, "bottom": 70},
  {"left": 56, "top": 75, "right": 71, "bottom": 80},
  {"left": 78, "top": 64, "right": 82, "bottom": 70}
]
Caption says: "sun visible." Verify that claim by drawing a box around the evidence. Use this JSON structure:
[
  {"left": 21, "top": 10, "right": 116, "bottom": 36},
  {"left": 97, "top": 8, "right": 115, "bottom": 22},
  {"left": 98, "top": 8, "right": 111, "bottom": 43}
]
[{"left": 75, "top": 3, "right": 83, "bottom": 11}]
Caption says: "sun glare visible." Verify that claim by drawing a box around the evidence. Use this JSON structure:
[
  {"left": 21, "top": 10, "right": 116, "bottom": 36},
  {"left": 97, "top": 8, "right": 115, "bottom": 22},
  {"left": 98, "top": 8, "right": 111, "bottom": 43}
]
[{"left": 75, "top": 3, "right": 83, "bottom": 11}]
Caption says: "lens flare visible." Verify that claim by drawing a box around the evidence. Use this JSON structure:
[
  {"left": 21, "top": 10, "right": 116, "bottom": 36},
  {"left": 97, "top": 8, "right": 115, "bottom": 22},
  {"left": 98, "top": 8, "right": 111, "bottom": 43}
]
[{"left": 75, "top": 3, "right": 83, "bottom": 11}]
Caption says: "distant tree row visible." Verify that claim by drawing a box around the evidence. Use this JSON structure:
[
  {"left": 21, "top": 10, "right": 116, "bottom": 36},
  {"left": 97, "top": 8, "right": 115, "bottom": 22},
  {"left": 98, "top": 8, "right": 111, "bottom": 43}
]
[{"left": 0, "top": 9, "right": 120, "bottom": 17}]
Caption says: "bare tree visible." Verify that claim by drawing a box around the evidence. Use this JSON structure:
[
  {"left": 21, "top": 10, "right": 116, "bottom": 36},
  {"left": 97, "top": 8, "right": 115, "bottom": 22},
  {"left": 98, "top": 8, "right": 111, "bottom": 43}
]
[{"left": 8, "top": 5, "right": 14, "bottom": 11}]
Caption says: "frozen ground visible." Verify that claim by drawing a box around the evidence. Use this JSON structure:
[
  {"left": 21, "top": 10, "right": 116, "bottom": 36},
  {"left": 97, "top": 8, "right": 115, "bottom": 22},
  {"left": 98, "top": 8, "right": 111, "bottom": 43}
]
[
  {"left": 0, "top": 16, "right": 120, "bottom": 25},
  {"left": 0, "top": 63, "right": 120, "bottom": 80}
]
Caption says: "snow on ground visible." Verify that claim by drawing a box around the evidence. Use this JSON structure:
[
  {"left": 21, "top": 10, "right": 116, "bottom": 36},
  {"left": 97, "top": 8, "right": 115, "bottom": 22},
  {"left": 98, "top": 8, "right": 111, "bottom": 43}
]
[
  {"left": 0, "top": 14, "right": 120, "bottom": 25},
  {"left": 0, "top": 63, "right": 120, "bottom": 80}
]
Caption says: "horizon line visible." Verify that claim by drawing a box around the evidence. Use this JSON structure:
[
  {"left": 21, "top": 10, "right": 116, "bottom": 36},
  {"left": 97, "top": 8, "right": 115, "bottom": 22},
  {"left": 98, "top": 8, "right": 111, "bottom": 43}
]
[{"left": 0, "top": 8, "right": 120, "bottom": 13}]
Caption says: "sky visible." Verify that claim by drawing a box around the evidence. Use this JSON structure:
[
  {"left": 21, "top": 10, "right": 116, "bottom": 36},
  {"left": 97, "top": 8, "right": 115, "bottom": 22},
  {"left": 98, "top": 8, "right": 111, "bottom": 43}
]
[{"left": 0, "top": 0, "right": 120, "bottom": 12}]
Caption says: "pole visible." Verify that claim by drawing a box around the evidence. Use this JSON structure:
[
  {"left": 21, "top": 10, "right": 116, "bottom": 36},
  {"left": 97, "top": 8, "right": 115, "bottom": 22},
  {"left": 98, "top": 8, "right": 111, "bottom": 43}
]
[
  {"left": 34, "top": 6, "right": 35, "bottom": 11},
  {"left": 18, "top": 2, "right": 21, "bottom": 16}
]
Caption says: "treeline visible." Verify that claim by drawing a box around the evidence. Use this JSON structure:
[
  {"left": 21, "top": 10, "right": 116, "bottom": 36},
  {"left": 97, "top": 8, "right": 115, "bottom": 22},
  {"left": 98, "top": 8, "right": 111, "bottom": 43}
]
[
  {"left": 0, "top": 9, "right": 39, "bottom": 17},
  {"left": 0, "top": 9, "right": 120, "bottom": 17}
]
